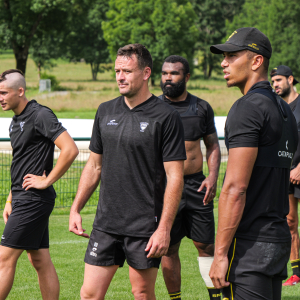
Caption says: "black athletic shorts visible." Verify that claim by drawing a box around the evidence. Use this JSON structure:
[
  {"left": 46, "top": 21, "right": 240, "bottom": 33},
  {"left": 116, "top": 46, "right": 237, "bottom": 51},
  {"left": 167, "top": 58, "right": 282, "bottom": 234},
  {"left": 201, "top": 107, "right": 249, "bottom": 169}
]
[
  {"left": 170, "top": 171, "right": 215, "bottom": 245},
  {"left": 1, "top": 199, "right": 54, "bottom": 250},
  {"left": 223, "top": 237, "right": 291, "bottom": 300},
  {"left": 289, "top": 182, "right": 300, "bottom": 198},
  {"left": 84, "top": 229, "right": 161, "bottom": 270}
]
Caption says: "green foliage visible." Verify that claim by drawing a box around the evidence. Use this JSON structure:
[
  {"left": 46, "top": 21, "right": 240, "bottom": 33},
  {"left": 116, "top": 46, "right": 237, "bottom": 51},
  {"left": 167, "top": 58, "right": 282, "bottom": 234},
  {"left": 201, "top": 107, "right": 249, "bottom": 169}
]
[
  {"left": 102, "top": 0, "right": 199, "bottom": 84},
  {"left": 0, "top": 0, "right": 74, "bottom": 74},
  {"left": 66, "top": 0, "right": 111, "bottom": 80},
  {"left": 40, "top": 72, "right": 60, "bottom": 91},
  {"left": 191, "top": 0, "right": 245, "bottom": 78},
  {"left": 226, "top": 0, "right": 300, "bottom": 79}
]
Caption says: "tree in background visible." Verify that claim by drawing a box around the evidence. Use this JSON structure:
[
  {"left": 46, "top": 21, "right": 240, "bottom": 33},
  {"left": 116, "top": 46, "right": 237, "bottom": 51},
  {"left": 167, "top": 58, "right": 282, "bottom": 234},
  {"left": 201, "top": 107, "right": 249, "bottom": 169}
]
[
  {"left": 0, "top": 0, "right": 72, "bottom": 75},
  {"left": 191, "top": 0, "right": 245, "bottom": 78},
  {"left": 65, "top": 0, "right": 111, "bottom": 81},
  {"left": 102, "top": 0, "right": 199, "bottom": 85},
  {"left": 227, "top": 0, "right": 300, "bottom": 78}
]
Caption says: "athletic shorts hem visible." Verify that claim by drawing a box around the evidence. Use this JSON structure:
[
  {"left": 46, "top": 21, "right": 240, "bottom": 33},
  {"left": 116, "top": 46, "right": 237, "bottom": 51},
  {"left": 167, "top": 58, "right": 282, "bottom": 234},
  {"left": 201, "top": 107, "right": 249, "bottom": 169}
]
[
  {"left": 84, "top": 259, "right": 124, "bottom": 268},
  {"left": 0, "top": 242, "right": 48, "bottom": 250}
]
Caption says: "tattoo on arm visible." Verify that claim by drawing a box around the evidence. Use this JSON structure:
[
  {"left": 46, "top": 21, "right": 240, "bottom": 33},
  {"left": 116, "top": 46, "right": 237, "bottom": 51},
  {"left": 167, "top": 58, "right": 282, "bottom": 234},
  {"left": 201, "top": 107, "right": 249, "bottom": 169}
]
[{"left": 203, "top": 132, "right": 219, "bottom": 148}]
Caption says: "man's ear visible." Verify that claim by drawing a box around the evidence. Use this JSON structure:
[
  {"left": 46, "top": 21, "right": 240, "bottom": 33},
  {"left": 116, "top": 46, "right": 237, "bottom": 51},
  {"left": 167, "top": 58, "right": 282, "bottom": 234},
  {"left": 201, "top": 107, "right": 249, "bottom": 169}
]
[
  {"left": 251, "top": 55, "right": 264, "bottom": 71},
  {"left": 143, "top": 67, "right": 152, "bottom": 81},
  {"left": 19, "top": 87, "right": 25, "bottom": 97}
]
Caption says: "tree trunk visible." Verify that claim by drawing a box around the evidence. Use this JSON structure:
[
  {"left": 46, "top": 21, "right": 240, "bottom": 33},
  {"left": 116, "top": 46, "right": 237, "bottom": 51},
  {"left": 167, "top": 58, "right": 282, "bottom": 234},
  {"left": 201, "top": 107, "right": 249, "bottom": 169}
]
[
  {"left": 208, "top": 63, "right": 213, "bottom": 79},
  {"left": 13, "top": 46, "right": 29, "bottom": 75},
  {"left": 91, "top": 62, "right": 100, "bottom": 81},
  {"left": 38, "top": 62, "right": 41, "bottom": 80},
  {"left": 151, "top": 78, "right": 155, "bottom": 86}
]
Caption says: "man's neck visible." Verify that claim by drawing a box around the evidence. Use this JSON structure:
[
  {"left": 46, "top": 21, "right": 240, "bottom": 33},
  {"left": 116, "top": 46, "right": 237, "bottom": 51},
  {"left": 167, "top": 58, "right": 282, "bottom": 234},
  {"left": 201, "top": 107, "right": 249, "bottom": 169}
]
[
  {"left": 240, "top": 76, "right": 268, "bottom": 95},
  {"left": 165, "top": 90, "right": 188, "bottom": 102},
  {"left": 13, "top": 97, "right": 29, "bottom": 115},
  {"left": 124, "top": 86, "right": 152, "bottom": 109},
  {"left": 282, "top": 88, "right": 299, "bottom": 104}
]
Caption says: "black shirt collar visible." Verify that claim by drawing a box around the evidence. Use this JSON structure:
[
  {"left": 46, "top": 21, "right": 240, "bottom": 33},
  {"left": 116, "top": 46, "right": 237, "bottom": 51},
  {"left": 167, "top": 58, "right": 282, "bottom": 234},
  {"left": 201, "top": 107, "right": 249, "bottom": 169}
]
[{"left": 246, "top": 81, "right": 272, "bottom": 95}]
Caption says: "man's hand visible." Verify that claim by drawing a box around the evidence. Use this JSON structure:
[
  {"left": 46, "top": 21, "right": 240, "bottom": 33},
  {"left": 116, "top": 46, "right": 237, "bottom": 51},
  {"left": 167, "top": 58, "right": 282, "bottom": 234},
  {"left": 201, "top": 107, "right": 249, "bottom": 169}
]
[
  {"left": 209, "top": 255, "right": 230, "bottom": 289},
  {"left": 69, "top": 210, "right": 90, "bottom": 238},
  {"left": 145, "top": 227, "right": 170, "bottom": 258},
  {"left": 290, "top": 166, "right": 300, "bottom": 185},
  {"left": 22, "top": 171, "right": 49, "bottom": 190},
  {"left": 198, "top": 175, "right": 217, "bottom": 205},
  {"left": 3, "top": 201, "right": 12, "bottom": 224}
]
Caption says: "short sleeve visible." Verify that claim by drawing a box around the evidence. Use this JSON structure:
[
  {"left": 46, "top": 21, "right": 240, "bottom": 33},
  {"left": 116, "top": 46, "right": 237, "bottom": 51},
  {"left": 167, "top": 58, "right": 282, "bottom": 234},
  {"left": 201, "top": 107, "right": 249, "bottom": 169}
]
[
  {"left": 89, "top": 107, "right": 103, "bottom": 154},
  {"left": 162, "top": 110, "right": 186, "bottom": 162},
  {"left": 226, "top": 100, "right": 264, "bottom": 148},
  {"left": 34, "top": 107, "right": 66, "bottom": 142},
  {"left": 204, "top": 103, "right": 216, "bottom": 136}
]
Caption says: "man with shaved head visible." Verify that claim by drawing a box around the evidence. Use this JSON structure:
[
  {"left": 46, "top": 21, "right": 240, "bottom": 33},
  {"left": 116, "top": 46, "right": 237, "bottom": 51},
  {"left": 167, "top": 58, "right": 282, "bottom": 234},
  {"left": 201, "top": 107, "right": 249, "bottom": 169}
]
[{"left": 0, "top": 69, "right": 79, "bottom": 299}]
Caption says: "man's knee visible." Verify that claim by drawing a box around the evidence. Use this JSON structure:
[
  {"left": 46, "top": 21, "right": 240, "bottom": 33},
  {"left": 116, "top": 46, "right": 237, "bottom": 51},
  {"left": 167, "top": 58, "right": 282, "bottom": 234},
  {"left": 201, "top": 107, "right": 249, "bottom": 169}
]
[
  {"left": 81, "top": 285, "right": 102, "bottom": 300},
  {"left": 0, "top": 246, "right": 22, "bottom": 268},
  {"left": 165, "top": 241, "right": 181, "bottom": 257},
  {"left": 27, "top": 249, "right": 52, "bottom": 271},
  {"left": 131, "top": 286, "right": 154, "bottom": 300},
  {"left": 193, "top": 241, "right": 214, "bottom": 256}
]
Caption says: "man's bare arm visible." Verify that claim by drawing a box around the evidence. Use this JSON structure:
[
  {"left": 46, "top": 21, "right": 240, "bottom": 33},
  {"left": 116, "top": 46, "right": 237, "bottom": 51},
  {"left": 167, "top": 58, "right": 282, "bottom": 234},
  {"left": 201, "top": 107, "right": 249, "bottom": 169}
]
[
  {"left": 69, "top": 152, "right": 102, "bottom": 238},
  {"left": 209, "top": 147, "right": 257, "bottom": 289},
  {"left": 290, "top": 162, "right": 300, "bottom": 185},
  {"left": 199, "top": 132, "right": 221, "bottom": 204},
  {"left": 22, "top": 131, "right": 79, "bottom": 190},
  {"left": 3, "top": 190, "right": 12, "bottom": 224},
  {"left": 146, "top": 160, "right": 184, "bottom": 258}
]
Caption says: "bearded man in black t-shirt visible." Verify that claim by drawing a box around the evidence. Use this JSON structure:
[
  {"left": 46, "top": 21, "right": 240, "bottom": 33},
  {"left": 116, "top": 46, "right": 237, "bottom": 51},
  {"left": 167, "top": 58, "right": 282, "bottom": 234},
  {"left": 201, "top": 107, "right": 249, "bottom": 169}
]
[
  {"left": 0, "top": 69, "right": 78, "bottom": 300},
  {"left": 209, "top": 28, "right": 298, "bottom": 300},
  {"left": 159, "top": 55, "right": 221, "bottom": 300},
  {"left": 271, "top": 65, "right": 300, "bottom": 286},
  {"left": 69, "top": 44, "right": 186, "bottom": 300}
]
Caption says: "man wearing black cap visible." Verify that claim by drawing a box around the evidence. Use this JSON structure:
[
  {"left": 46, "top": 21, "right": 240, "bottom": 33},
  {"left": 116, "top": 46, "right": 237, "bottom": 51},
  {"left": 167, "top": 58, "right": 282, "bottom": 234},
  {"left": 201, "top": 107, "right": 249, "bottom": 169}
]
[
  {"left": 271, "top": 65, "right": 300, "bottom": 286},
  {"left": 209, "top": 27, "right": 298, "bottom": 300}
]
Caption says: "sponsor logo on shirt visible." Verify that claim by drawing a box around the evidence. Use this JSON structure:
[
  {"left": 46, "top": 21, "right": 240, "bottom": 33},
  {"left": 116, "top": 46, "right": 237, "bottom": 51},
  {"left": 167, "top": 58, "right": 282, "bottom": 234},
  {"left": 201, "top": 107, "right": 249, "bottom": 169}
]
[
  {"left": 140, "top": 122, "right": 149, "bottom": 132},
  {"left": 1, "top": 235, "right": 5, "bottom": 240},
  {"left": 20, "top": 122, "right": 25, "bottom": 132},
  {"left": 10, "top": 125, "right": 13, "bottom": 132},
  {"left": 107, "top": 119, "right": 118, "bottom": 126},
  {"left": 278, "top": 141, "right": 293, "bottom": 159}
]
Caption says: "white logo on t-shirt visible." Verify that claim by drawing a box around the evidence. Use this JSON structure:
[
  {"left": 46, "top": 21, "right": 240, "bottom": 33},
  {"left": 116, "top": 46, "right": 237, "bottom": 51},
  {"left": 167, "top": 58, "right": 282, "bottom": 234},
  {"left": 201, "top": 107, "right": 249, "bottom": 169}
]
[
  {"left": 20, "top": 122, "right": 25, "bottom": 132},
  {"left": 10, "top": 125, "right": 13, "bottom": 132},
  {"left": 286, "top": 140, "right": 288, "bottom": 150},
  {"left": 107, "top": 120, "right": 118, "bottom": 126},
  {"left": 140, "top": 122, "right": 149, "bottom": 132}
]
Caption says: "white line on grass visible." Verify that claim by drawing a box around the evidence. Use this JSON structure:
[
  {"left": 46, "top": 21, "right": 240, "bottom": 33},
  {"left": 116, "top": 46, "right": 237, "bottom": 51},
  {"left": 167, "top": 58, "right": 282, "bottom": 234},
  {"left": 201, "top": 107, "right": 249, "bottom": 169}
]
[{"left": 50, "top": 240, "right": 88, "bottom": 245}]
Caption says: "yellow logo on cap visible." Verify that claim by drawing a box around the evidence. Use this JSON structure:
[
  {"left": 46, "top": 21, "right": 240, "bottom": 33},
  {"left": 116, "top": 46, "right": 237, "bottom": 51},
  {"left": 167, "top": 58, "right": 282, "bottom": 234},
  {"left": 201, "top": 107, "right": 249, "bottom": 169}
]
[
  {"left": 227, "top": 31, "right": 237, "bottom": 41},
  {"left": 248, "top": 43, "right": 259, "bottom": 50}
]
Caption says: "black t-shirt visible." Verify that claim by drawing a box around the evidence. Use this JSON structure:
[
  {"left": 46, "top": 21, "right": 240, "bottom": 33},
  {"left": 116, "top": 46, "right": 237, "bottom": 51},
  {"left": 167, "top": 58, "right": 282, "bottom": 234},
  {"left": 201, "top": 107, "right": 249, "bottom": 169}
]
[
  {"left": 9, "top": 100, "right": 66, "bottom": 203},
  {"left": 162, "top": 93, "right": 216, "bottom": 141},
  {"left": 289, "top": 95, "right": 300, "bottom": 168},
  {"left": 225, "top": 81, "right": 298, "bottom": 243},
  {"left": 90, "top": 95, "right": 186, "bottom": 237}
]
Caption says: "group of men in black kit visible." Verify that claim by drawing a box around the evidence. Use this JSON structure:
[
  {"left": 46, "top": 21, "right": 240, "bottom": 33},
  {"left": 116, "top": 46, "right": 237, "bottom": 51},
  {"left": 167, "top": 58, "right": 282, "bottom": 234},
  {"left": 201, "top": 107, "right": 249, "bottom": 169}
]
[{"left": 0, "top": 26, "right": 299, "bottom": 300}]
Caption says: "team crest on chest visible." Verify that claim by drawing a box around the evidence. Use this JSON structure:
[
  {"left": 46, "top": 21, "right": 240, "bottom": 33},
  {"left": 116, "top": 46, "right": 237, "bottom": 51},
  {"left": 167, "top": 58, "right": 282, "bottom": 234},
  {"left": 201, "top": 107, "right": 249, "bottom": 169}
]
[
  {"left": 140, "top": 122, "right": 149, "bottom": 132},
  {"left": 20, "top": 122, "right": 25, "bottom": 132}
]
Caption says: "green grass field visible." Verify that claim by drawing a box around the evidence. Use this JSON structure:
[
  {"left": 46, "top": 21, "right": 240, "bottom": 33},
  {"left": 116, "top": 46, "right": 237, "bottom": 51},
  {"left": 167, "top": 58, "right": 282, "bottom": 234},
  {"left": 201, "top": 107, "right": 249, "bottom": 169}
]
[{"left": 0, "top": 206, "right": 299, "bottom": 299}]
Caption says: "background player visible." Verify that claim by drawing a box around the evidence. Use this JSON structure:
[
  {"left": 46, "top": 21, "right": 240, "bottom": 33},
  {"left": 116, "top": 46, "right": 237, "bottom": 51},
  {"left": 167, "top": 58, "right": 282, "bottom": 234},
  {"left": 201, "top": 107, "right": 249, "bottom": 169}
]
[
  {"left": 209, "top": 27, "right": 298, "bottom": 299},
  {"left": 271, "top": 65, "right": 300, "bottom": 286},
  {"left": 159, "top": 55, "right": 221, "bottom": 300},
  {"left": 69, "top": 44, "right": 186, "bottom": 300},
  {"left": 0, "top": 69, "right": 79, "bottom": 300}
]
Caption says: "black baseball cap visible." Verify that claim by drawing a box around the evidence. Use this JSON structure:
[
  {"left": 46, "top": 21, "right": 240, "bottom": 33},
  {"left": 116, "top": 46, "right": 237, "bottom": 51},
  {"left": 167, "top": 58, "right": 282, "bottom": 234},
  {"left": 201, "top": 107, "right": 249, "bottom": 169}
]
[
  {"left": 270, "top": 65, "right": 299, "bottom": 85},
  {"left": 210, "top": 27, "right": 272, "bottom": 59}
]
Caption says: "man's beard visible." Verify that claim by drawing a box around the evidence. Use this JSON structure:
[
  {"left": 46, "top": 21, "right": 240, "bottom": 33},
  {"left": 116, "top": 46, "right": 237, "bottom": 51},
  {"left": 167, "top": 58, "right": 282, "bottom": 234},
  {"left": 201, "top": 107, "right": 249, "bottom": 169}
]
[
  {"left": 278, "top": 83, "right": 291, "bottom": 98},
  {"left": 160, "top": 78, "right": 186, "bottom": 98}
]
